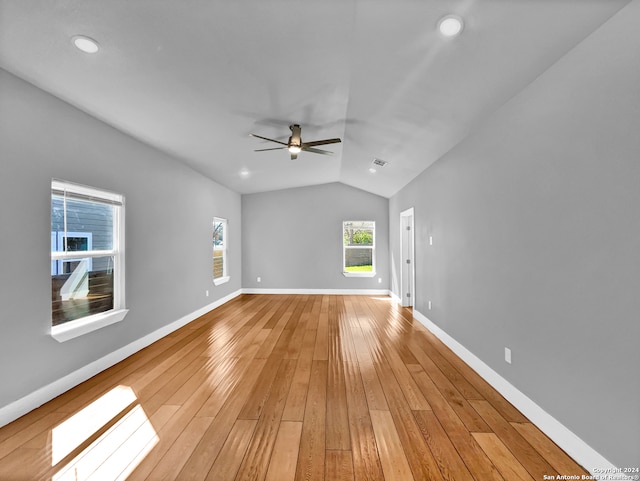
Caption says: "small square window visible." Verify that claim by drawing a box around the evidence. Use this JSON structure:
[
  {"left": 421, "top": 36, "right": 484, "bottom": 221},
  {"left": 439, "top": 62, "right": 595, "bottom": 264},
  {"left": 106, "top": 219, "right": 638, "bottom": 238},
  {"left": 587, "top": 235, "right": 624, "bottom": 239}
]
[{"left": 343, "top": 220, "right": 376, "bottom": 277}]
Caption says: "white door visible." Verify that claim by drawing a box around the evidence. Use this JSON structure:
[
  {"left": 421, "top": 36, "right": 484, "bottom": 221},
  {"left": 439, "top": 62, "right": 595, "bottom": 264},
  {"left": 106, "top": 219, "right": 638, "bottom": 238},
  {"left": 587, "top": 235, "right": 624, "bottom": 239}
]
[{"left": 400, "top": 208, "right": 414, "bottom": 307}]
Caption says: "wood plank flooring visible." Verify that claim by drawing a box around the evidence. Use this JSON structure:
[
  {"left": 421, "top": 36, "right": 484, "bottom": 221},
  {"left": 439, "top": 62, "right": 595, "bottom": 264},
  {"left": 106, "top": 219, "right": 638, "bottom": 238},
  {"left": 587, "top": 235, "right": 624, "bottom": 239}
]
[{"left": 0, "top": 294, "right": 589, "bottom": 481}]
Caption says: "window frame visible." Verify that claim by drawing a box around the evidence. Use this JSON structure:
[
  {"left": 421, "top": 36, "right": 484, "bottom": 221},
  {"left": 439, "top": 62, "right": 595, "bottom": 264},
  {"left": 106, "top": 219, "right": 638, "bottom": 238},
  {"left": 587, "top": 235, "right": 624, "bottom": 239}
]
[
  {"left": 213, "top": 217, "right": 229, "bottom": 286},
  {"left": 342, "top": 220, "right": 376, "bottom": 278},
  {"left": 50, "top": 179, "right": 128, "bottom": 342}
]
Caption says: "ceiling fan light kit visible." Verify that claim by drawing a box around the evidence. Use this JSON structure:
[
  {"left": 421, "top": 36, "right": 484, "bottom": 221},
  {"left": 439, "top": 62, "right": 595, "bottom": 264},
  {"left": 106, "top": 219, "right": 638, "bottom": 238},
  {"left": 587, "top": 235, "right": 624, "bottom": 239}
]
[{"left": 251, "top": 124, "right": 341, "bottom": 160}]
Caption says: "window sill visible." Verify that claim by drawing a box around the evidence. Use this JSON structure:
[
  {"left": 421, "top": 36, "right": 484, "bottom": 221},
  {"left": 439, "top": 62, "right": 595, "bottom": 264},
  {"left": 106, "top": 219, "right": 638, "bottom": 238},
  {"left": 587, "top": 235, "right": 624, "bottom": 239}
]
[
  {"left": 51, "top": 309, "right": 129, "bottom": 343},
  {"left": 213, "top": 276, "right": 230, "bottom": 286},
  {"left": 343, "top": 271, "right": 376, "bottom": 278}
]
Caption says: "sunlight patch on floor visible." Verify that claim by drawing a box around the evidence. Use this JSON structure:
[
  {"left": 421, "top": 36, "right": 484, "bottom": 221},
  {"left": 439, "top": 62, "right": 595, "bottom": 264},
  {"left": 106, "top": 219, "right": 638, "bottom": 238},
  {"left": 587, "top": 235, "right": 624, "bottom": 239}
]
[
  {"left": 51, "top": 386, "right": 136, "bottom": 465},
  {"left": 51, "top": 386, "right": 158, "bottom": 481}
]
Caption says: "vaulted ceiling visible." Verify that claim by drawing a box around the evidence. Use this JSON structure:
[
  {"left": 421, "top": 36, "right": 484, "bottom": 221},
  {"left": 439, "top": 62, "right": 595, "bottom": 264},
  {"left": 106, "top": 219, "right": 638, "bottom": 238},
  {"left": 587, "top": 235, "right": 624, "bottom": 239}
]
[{"left": 0, "top": 0, "right": 631, "bottom": 197}]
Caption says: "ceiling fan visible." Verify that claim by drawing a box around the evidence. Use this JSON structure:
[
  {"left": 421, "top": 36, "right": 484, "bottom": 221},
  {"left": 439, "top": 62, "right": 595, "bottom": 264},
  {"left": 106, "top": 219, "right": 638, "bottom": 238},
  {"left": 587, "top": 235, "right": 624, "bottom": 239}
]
[{"left": 250, "top": 124, "right": 341, "bottom": 160}]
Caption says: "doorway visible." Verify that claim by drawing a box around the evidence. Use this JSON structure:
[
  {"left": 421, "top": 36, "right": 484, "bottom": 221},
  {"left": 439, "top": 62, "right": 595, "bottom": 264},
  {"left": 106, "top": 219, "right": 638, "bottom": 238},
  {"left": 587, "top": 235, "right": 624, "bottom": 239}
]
[{"left": 400, "top": 208, "right": 415, "bottom": 307}]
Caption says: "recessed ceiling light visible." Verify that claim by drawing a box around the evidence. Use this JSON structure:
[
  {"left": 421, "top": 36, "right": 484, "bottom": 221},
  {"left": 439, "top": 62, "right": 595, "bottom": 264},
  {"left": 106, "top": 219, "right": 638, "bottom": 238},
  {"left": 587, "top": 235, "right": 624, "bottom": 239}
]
[
  {"left": 240, "top": 169, "right": 249, "bottom": 177},
  {"left": 369, "top": 167, "right": 377, "bottom": 174},
  {"left": 72, "top": 35, "right": 99, "bottom": 54},
  {"left": 437, "top": 15, "right": 464, "bottom": 38}
]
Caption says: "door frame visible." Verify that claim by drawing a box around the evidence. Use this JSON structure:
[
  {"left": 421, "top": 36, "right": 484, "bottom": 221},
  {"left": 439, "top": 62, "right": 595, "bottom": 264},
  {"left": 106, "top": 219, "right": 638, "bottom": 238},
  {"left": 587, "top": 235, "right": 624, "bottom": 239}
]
[{"left": 400, "top": 207, "right": 415, "bottom": 307}]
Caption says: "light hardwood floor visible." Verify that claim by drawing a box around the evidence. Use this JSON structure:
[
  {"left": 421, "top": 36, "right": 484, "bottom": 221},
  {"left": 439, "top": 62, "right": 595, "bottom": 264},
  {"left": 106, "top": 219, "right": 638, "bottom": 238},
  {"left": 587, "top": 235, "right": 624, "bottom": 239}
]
[{"left": 0, "top": 294, "right": 589, "bottom": 480}]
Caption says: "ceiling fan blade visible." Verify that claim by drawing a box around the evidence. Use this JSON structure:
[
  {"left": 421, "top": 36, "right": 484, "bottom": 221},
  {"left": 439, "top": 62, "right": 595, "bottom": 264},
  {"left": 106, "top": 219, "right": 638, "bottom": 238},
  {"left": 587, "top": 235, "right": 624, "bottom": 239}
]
[
  {"left": 254, "top": 147, "right": 288, "bottom": 152},
  {"left": 302, "top": 146, "right": 334, "bottom": 156},
  {"left": 249, "top": 133, "right": 288, "bottom": 146},
  {"left": 302, "top": 138, "right": 342, "bottom": 148}
]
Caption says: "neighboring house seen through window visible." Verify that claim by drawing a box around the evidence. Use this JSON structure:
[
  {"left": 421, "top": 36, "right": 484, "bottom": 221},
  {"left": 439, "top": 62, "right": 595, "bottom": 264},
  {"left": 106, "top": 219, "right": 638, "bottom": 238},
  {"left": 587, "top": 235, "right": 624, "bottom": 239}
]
[
  {"left": 343, "top": 220, "right": 375, "bottom": 277},
  {"left": 213, "top": 217, "right": 229, "bottom": 285},
  {"left": 51, "top": 179, "right": 127, "bottom": 342}
]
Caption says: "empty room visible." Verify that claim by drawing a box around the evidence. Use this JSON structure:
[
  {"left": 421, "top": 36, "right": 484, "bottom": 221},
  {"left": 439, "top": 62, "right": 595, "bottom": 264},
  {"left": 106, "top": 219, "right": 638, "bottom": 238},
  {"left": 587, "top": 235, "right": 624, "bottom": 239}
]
[{"left": 0, "top": 1, "right": 638, "bottom": 480}]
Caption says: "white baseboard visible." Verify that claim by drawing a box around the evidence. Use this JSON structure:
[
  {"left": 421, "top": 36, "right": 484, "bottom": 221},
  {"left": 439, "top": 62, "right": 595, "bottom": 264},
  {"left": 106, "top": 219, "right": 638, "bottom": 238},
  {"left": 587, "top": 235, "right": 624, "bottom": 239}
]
[
  {"left": 0, "top": 289, "right": 242, "bottom": 429},
  {"left": 412, "top": 309, "right": 624, "bottom": 477},
  {"left": 389, "top": 290, "right": 402, "bottom": 304},
  {"left": 242, "top": 288, "right": 391, "bottom": 296}
]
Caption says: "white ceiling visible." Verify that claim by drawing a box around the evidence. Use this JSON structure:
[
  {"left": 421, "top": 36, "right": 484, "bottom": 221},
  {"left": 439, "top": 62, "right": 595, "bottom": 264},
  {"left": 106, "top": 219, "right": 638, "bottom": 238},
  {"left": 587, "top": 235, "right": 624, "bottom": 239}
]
[{"left": 0, "top": 0, "right": 630, "bottom": 198}]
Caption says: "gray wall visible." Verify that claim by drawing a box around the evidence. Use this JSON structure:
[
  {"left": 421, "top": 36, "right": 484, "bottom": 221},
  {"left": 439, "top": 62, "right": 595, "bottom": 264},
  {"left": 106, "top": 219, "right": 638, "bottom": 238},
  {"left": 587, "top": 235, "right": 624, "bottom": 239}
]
[
  {"left": 243, "top": 183, "right": 388, "bottom": 290},
  {"left": 0, "top": 69, "right": 241, "bottom": 409},
  {"left": 389, "top": 2, "right": 640, "bottom": 467}
]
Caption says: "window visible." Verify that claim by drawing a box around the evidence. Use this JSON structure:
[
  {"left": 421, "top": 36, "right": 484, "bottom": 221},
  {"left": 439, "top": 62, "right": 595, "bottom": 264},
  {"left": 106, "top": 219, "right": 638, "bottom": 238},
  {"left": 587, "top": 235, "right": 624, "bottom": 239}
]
[
  {"left": 213, "top": 217, "right": 229, "bottom": 285},
  {"left": 51, "top": 180, "right": 127, "bottom": 342},
  {"left": 343, "top": 220, "right": 375, "bottom": 277}
]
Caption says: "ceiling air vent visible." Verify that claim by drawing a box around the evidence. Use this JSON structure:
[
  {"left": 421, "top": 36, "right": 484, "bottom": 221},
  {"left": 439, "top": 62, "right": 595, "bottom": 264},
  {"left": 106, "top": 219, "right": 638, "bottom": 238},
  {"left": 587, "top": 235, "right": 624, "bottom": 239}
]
[{"left": 372, "top": 158, "right": 388, "bottom": 167}]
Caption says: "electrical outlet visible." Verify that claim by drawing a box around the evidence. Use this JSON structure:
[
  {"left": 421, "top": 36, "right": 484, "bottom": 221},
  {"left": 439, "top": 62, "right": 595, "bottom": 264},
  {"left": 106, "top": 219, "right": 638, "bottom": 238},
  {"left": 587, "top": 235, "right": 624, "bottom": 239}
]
[
  {"left": 378, "top": 277, "right": 382, "bottom": 284},
  {"left": 205, "top": 290, "right": 209, "bottom": 297},
  {"left": 428, "top": 300, "right": 432, "bottom": 310},
  {"left": 505, "top": 347, "right": 512, "bottom": 364},
  {"left": 257, "top": 276, "right": 261, "bottom": 283},
  {"left": 429, "top": 236, "right": 433, "bottom": 246}
]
